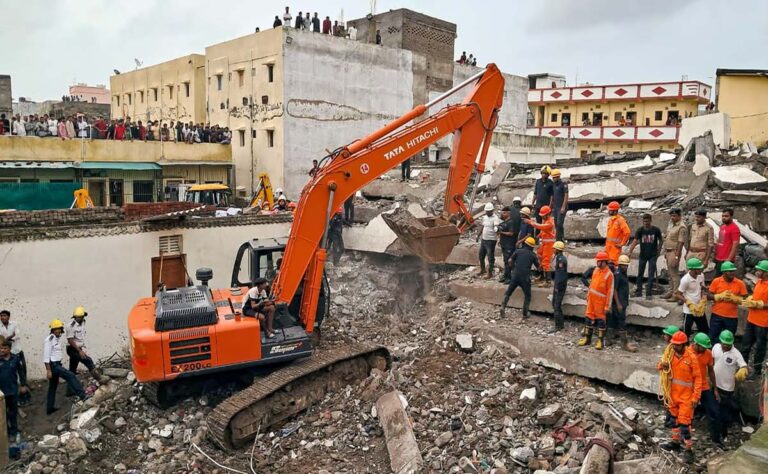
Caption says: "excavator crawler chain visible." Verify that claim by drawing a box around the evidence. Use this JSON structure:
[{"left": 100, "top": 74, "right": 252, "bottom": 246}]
[{"left": 207, "top": 342, "right": 391, "bottom": 450}]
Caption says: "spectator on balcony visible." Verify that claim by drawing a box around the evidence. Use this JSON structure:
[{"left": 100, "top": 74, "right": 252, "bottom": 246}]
[
  {"left": 137, "top": 120, "right": 147, "bottom": 141},
  {"left": 57, "top": 118, "right": 69, "bottom": 139},
  {"left": 322, "top": 16, "right": 332, "bottom": 34},
  {"left": 294, "top": 11, "right": 303, "bottom": 29},
  {"left": 582, "top": 117, "right": 591, "bottom": 126},
  {"left": 66, "top": 116, "right": 77, "bottom": 139},
  {"left": 312, "top": 12, "right": 320, "bottom": 32},
  {"left": 175, "top": 121, "right": 183, "bottom": 142},
  {"left": 46, "top": 115, "right": 57, "bottom": 137},
  {"left": 77, "top": 116, "right": 89, "bottom": 138},
  {"left": 114, "top": 119, "right": 126, "bottom": 140},
  {"left": 457, "top": 52, "right": 467, "bottom": 64},
  {"left": 618, "top": 117, "right": 626, "bottom": 126},
  {"left": 273, "top": 16, "right": 282, "bottom": 28},
  {"left": 146, "top": 121, "right": 156, "bottom": 141},
  {"left": 160, "top": 123, "right": 170, "bottom": 141},
  {"left": 93, "top": 117, "right": 107, "bottom": 139},
  {"left": 283, "top": 6, "right": 292, "bottom": 27}
]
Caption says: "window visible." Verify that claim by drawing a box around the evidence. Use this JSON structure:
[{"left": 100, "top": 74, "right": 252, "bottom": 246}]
[
  {"left": 242, "top": 97, "right": 249, "bottom": 106},
  {"left": 20, "top": 179, "right": 39, "bottom": 183},
  {"left": 581, "top": 112, "right": 589, "bottom": 123},
  {"left": 168, "top": 85, "right": 174, "bottom": 100},
  {"left": 251, "top": 67, "right": 256, "bottom": 77},
  {"left": 237, "top": 70, "right": 244, "bottom": 87},
  {"left": 561, "top": 113, "right": 571, "bottom": 127},
  {"left": 216, "top": 75, "right": 223, "bottom": 91},
  {"left": 239, "top": 130, "right": 245, "bottom": 147},
  {"left": 267, "top": 64, "right": 274, "bottom": 83},
  {"left": 139, "top": 91, "right": 144, "bottom": 103},
  {"left": 153, "top": 88, "right": 158, "bottom": 101},
  {"left": 115, "top": 95, "right": 120, "bottom": 106},
  {"left": 266, "top": 129, "right": 274, "bottom": 148},
  {"left": 133, "top": 181, "right": 154, "bottom": 203},
  {"left": 159, "top": 235, "right": 183, "bottom": 255},
  {"left": 127, "top": 93, "right": 132, "bottom": 105},
  {"left": 654, "top": 111, "right": 663, "bottom": 121},
  {"left": 184, "top": 83, "right": 190, "bottom": 97},
  {"left": 261, "top": 95, "right": 268, "bottom": 105},
  {"left": 614, "top": 112, "right": 622, "bottom": 121},
  {"left": 550, "top": 113, "right": 558, "bottom": 123},
  {"left": 628, "top": 103, "right": 635, "bottom": 108},
  {"left": 49, "top": 179, "right": 73, "bottom": 183},
  {"left": 252, "top": 129, "right": 257, "bottom": 138}
]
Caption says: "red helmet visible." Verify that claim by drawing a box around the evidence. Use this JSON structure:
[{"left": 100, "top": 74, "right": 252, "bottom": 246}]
[
  {"left": 670, "top": 331, "right": 688, "bottom": 345},
  {"left": 539, "top": 205, "right": 551, "bottom": 216},
  {"left": 607, "top": 201, "right": 621, "bottom": 211},
  {"left": 595, "top": 251, "right": 609, "bottom": 261}
]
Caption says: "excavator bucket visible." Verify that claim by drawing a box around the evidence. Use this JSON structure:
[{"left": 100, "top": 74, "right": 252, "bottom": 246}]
[{"left": 382, "top": 207, "right": 460, "bottom": 263}]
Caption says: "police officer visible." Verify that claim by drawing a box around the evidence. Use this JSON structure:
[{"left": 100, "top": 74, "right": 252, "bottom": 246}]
[
  {"left": 0, "top": 340, "right": 26, "bottom": 438},
  {"left": 44, "top": 319, "right": 88, "bottom": 414},
  {"left": 610, "top": 255, "right": 638, "bottom": 352},
  {"left": 551, "top": 241, "right": 568, "bottom": 333},
  {"left": 500, "top": 237, "right": 541, "bottom": 319},
  {"left": 0, "top": 310, "right": 30, "bottom": 405},
  {"left": 497, "top": 205, "right": 521, "bottom": 284},
  {"left": 66, "top": 306, "right": 107, "bottom": 385}
]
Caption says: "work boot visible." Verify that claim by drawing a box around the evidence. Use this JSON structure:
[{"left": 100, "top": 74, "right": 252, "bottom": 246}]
[
  {"left": 484, "top": 270, "right": 493, "bottom": 280},
  {"left": 476, "top": 266, "right": 486, "bottom": 276},
  {"left": 594, "top": 329, "right": 605, "bottom": 350},
  {"left": 522, "top": 303, "right": 530, "bottom": 319},
  {"left": 682, "top": 449, "right": 694, "bottom": 464},
  {"left": 659, "top": 441, "right": 681, "bottom": 452},
  {"left": 619, "top": 331, "right": 638, "bottom": 352},
  {"left": 499, "top": 298, "right": 508, "bottom": 318},
  {"left": 603, "top": 329, "right": 613, "bottom": 347},
  {"left": 91, "top": 368, "right": 109, "bottom": 384},
  {"left": 578, "top": 327, "right": 593, "bottom": 346}
]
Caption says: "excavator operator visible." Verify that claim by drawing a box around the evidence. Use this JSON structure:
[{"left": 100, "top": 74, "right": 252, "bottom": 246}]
[{"left": 242, "top": 278, "right": 276, "bottom": 338}]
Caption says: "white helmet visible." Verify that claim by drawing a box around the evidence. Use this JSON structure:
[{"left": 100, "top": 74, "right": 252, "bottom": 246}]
[
  {"left": 512, "top": 196, "right": 522, "bottom": 202},
  {"left": 484, "top": 203, "right": 494, "bottom": 212}
]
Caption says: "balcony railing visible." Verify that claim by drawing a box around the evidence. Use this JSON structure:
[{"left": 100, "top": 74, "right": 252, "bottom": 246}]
[
  {"left": 525, "top": 126, "right": 680, "bottom": 142},
  {"left": 528, "top": 81, "right": 711, "bottom": 104}
]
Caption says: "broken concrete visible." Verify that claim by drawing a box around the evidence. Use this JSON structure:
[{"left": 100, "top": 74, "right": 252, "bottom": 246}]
[
  {"left": 712, "top": 165, "right": 768, "bottom": 190},
  {"left": 579, "top": 431, "right": 612, "bottom": 474},
  {"left": 678, "top": 113, "right": 731, "bottom": 149},
  {"left": 721, "top": 190, "right": 768, "bottom": 204},
  {"left": 376, "top": 390, "right": 424, "bottom": 474},
  {"left": 362, "top": 179, "right": 444, "bottom": 203},
  {"left": 708, "top": 423, "right": 768, "bottom": 474}
]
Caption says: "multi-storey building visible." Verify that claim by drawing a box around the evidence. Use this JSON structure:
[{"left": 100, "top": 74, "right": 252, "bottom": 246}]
[
  {"left": 715, "top": 69, "right": 768, "bottom": 146},
  {"left": 526, "top": 74, "right": 711, "bottom": 155},
  {"left": 68, "top": 83, "right": 111, "bottom": 104}
]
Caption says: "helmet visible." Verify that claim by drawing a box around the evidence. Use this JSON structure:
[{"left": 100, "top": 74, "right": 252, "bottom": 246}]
[
  {"left": 719, "top": 329, "right": 735, "bottom": 345},
  {"left": 539, "top": 205, "right": 551, "bottom": 216},
  {"left": 484, "top": 203, "right": 494, "bottom": 212},
  {"left": 553, "top": 241, "right": 566, "bottom": 251},
  {"left": 49, "top": 319, "right": 65, "bottom": 330},
  {"left": 618, "top": 255, "right": 630, "bottom": 265},
  {"left": 73, "top": 306, "right": 87, "bottom": 317},
  {"left": 720, "top": 261, "right": 737, "bottom": 272},
  {"left": 540, "top": 165, "right": 551, "bottom": 174},
  {"left": 693, "top": 332, "right": 712, "bottom": 349},
  {"left": 521, "top": 207, "right": 531, "bottom": 217},
  {"left": 277, "top": 196, "right": 287, "bottom": 202},
  {"left": 663, "top": 325, "right": 680, "bottom": 337},
  {"left": 607, "top": 201, "right": 621, "bottom": 211},
  {"left": 670, "top": 331, "right": 688, "bottom": 345},
  {"left": 525, "top": 237, "right": 536, "bottom": 247},
  {"left": 595, "top": 251, "right": 609, "bottom": 261},
  {"left": 288, "top": 202, "right": 297, "bottom": 209},
  {"left": 686, "top": 257, "right": 704, "bottom": 270},
  {"left": 756, "top": 260, "right": 768, "bottom": 273},
  {"left": 512, "top": 196, "right": 522, "bottom": 203},
  {"left": 550, "top": 169, "right": 561, "bottom": 177}
]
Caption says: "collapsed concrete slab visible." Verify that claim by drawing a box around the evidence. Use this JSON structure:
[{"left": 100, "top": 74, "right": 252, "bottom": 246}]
[
  {"left": 678, "top": 113, "right": 731, "bottom": 149},
  {"left": 362, "top": 179, "right": 444, "bottom": 203},
  {"left": 565, "top": 212, "right": 672, "bottom": 241},
  {"left": 708, "top": 423, "right": 768, "bottom": 474},
  {"left": 721, "top": 190, "right": 768, "bottom": 204},
  {"left": 712, "top": 165, "right": 768, "bottom": 190},
  {"left": 512, "top": 156, "right": 655, "bottom": 180},
  {"left": 376, "top": 390, "right": 424, "bottom": 474}
]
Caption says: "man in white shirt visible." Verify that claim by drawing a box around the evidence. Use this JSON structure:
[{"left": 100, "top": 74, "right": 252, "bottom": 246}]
[
  {"left": 77, "top": 116, "right": 89, "bottom": 138},
  {"left": 13, "top": 116, "right": 26, "bottom": 136},
  {"left": 66, "top": 306, "right": 107, "bottom": 385},
  {"left": 282, "top": 6, "right": 292, "bottom": 27},
  {"left": 0, "top": 310, "right": 30, "bottom": 404},
  {"left": 47, "top": 116, "right": 57, "bottom": 136},
  {"left": 676, "top": 257, "right": 709, "bottom": 336},
  {"left": 241, "top": 278, "right": 276, "bottom": 338},
  {"left": 477, "top": 203, "right": 501, "bottom": 279},
  {"left": 711, "top": 329, "right": 748, "bottom": 447},
  {"left": 43, "top": 319, "right": 87, "bottom": 414}
]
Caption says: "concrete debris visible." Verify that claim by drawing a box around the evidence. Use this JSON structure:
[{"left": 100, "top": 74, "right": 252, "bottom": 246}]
[
  {"left": 520, "top": 387, "right": 537, "bottom": 401},
  {"left": 580, "top": 431, "right": 612, "bottom": 474},
  {"left": 455, "top": 333, "right": 474, "bottom": 352},
  {"left": 536, "top": 403, "right": 563, "bottom": 426},
  {"left": 622, "top": 407, "right": 639, "bottom": 421},
  {"left": 36, "top": 435, "right": 59, "bottom": 450},
  {"left": 712, "top": 165, "right": 768, "bottom": 190},
  {"left": 102, "top": 367, "right": 130, "bottom": 378},
  {"left": 693, "top": 153, "right": 711, "bottom": 176},
  {"left": 69, "top": 407, "right": 99, "bottom": 431},
  {"left": 434, "top": 431, "right": 453, "bottom": 448},
  {"left": 376, "top": 390, "right": 424, "bottom": 474},
  {"left": 721, "top": 189, "right": 768, "bottom": 203}
]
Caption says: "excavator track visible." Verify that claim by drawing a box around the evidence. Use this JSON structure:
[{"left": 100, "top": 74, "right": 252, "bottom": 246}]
[{"left": 207, "top": 343, "right": 391, "bottom": 450}]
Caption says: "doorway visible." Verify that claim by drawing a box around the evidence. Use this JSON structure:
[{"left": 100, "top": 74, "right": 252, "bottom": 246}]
[
  {"left": 87, "top": 179, "right": 106, "bottom": 207},
  {"left": 592, "top": 112, "right": 603, "bottom": 126},
  {"left": 561, "top": 113, "right": 571, "bottom": 127},
  {"left": 151, "top": 254, "right": 189, "bottom": 295},
  {"left": 110, "top": 179, "right": 124, "bottom": 207}
]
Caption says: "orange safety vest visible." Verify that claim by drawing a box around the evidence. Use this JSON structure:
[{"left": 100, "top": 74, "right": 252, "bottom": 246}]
[
  {"left": 605, "top": 215, "right": 631, "bottom": 263},
  {"left": 531, "top": 217, "right": 555, "bottom": 271},
  {"left": 748, "top": 279, "right": 768, "bottom": 327},
  {"left": 670, "top": 346, "right": 703, "bottom": 402},
  {"left": 585, "top": 266, "right": 614, "bottom": 320}
]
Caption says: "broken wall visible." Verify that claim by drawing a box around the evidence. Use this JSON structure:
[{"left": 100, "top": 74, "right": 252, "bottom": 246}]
[
  {"left": 678, "top": 112, "right": 731, "bottom": 149},
  {"left": 0, "top": 75, "right": 11, "bottom": 116},
  {"left": 488, "top": 132, "right": 576, "bottom": 166}
]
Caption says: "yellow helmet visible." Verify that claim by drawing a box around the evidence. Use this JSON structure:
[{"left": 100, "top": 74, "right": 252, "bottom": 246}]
[
  {"left": 553, "top": 241, "right": 566, "bottom": 251},
  {"left": 618, "top": 255, "right": 631, "bottom": 265},
  {"left": 49, "top": 319, "right": 65, "bottom": 330},
  {"left": 521, "top": 207, "right": 532, "bottom": 217},
  {"left": 540, "top": 165, "right": 551, "bottom": 174},
  {"left": 73, "top": 306, "right": 88, "bottom": 317},
  {"left": 550, "top": 169, "right": 561, "bottom": 177},
  {"left": 525, "top": 237, "right": 537, "bottom": 247}
]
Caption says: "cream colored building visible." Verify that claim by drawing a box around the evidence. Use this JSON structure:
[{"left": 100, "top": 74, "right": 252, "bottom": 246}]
[
  {"left": 109, "top": 54, "right": 206, "bottom": 124},
  {"left": 715, "top": 69, "right": 768, "bottom": 147}
]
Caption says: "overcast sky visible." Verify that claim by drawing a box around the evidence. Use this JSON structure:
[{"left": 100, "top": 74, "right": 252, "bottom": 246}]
[{"left": 2, "top": 0, "right": 766, "bottom": 101}]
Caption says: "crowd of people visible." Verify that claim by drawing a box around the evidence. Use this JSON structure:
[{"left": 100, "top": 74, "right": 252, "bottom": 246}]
[
  {"left": 61, "top": 95, "right": 97, "bottom": 103},
  {"left": 456, "top": 51, "right": 478, "bottom": 66},
  {"left": 271, "top": 7, "right": 371, "bottom": 41},
  {"left": 0, "top": 113, "right": 232, "bottom": 144},
  {"left": 477, "top": 164, "right": 767, "bottom": 462}
]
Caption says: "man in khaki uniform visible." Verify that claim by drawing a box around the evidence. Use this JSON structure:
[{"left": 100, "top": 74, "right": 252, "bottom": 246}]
[
  {"left": 687, "top": 209, "right": 714, "bottom": 269},
  {"left": 664, "top": 208, "right": 688, "bottom": 301}
]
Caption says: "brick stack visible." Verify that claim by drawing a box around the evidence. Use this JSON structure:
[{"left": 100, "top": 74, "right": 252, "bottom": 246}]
[
  {"left": 0, "top": 208, "right": 124, "bottom": 228},
  {"left": 123, "top": 202, "right": 202, "bottom": 221}
]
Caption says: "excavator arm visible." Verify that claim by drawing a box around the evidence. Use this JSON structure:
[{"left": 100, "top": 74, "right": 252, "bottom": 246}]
[{"left": 272, "top": 64, "right": 505, "bottom": 331}]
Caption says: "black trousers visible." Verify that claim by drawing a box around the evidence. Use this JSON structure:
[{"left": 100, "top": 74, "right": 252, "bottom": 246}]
[
  {"left": 501, "top": 246, "right": 515, "bottom": 280},
  {"left": 328, "top": 231, "right": 345, "bottom": 264},
  {"left": 715, "top": 388, "right": 737, "bottom": 441},
  {"left": 683, "top": 312, "right": 709, "bottom": 337},
  {"left": 636, "top": 255, "right": 658, "bottom": 295},
  {"left": 742, "top": 322, "right": 768, "bottom": 375},
  {"left": 344, "top": 198, "right": 354, "bottom": 223},
  {"left": 47, "top": 361, "right": 85, "bottom": 412},
  {"left": 609, "top": 305, "right": 627, "bottom": 330},
  {"left": 401, "top": 159, "right": 411, "bottom": 180},
  {"left": 5, "top": 394, "right": 18, "bottom": 436},
  {"left": 504, "top": 276, "right": 531, "bottom": 311},
  {"left": 709, "top": 314, "right": 738, "bottom": 343},
  {"left": 700, "top": 388, "right": 719, "bottom": 442},
  {"left": 66, "top": 346, "right": 95, "bottom": 373},
  {"left": 478, "top": 239, "right": 496, "bottom": 271},
  {"left": 552, "top": 208, "right": 565, "bottom": 241},
  {"left": 553, "top": 283, "right": 566, "bottom": 328}
]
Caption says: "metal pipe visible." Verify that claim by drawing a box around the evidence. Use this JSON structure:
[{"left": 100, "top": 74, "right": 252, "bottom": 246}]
[
  {"left": 320, "top": 188, "right": 336, "bottom": 249},
  {"left": 425, "top": 68, "right": 487, "bottom": 109}
]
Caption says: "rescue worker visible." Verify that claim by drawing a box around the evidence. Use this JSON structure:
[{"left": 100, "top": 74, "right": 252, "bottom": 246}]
[
  {"left": 516, "top": 207, "right": 534, "bottom": 247},
  {"left": 691, "top": 333, "right": 718, "bottom": 447},
  {"left": 525, "top": 205, "right": 555, "bottom": 285},
  {"left": 676, "top": 258, "right": 708, "bottom": 336},
  {"left": 551, "top": 241, "right": 568, "bottom": 333},
  {"left": 664, "top": 208, "right": 688, "bottom": 301},
  {"left": 500, "top": 237, "right": 540, "bottom": 319},
  {"left": 711, "top": 330, "right": 748, "bottom": 448},
  {"left": 579, "top": 251, "right": 614, "bottom": 350},
  {"left": 273, "top": 196, "right": 289, "bottom": 211},
  {"left": 663, "top": 325, "right": 680, "bottom": 344},
  {"left": 0, "top": 310, "right": 30, "bottom": 405},
  {"left": 741, "top": 259, "right": 768, "bottom": 379},
  {"left": 609, "top": 255, "right": 638, "bottom": 352},
  {"left": 550, "top": 169, "right": 568, "bottom": 241},
  {"left": 604, "top": 201, "right": 631, "bottom": 266},
  {"left": 44, "top": 319, "right": 88, "bottom": 415},
  {"left": 532, "top": 166, "right": 553, "bottom": 223},
  {"left": 707, "top": 261, "right": 747, "bottom": 342},
  {"left": 0, "top": 340, "right": 25, "bottom": 439},
  {"left": 497, "top": 206, "right": 521, "bottom": 284},
  {"left": 476, "top": 203, "right": 500, "bottom": 279},
  {"left": 658, "top": 331, "right": 702, "bottom": 463},
  {"left": 686, "top": 209, "right": 714, "bottom": 270},
  {"left": 327, "top": 208, "right": 345, "bottom": 265},
  {"left": 66, "top": 306, "right": 107, "bottom": 387}
]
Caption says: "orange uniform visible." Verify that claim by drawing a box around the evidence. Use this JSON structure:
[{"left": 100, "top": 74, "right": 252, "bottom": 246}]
[
  {"left": 667, "top": 346, "right": 703, "bottom": 426},
  {"left": 605, "top": 215, "right": 631, "bottom": 265},
  {"left": 748, "top": 279, "right": 768, "bottom": 327},
  {"left": 693, "top": 348, "right": 713, "bottom": 391},
  {"left": 586, "top": 266, "right": 614, "bottom": 320},
  {"left": 530, "top": 216, "right": 555, "bottom": 271},
  {"left": 709, "top": 276, "right": 748, "bottom": 318}
]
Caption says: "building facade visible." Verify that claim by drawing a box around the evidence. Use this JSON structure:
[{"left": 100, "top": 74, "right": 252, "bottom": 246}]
[
  {"left": 0, "top": 75, "right": 11, "bottom": 117},
  {"left": 526, "top": 75, "right": 711, "bottom": 155},
  {"left": 69, "top": 83, "right": 111, "bottom": 104},
  {"left": 109, "top": 54, "right": 206, "bottom": 124},
  {"left": 715, "top": 69, "right": 768, "bottom": 147}
]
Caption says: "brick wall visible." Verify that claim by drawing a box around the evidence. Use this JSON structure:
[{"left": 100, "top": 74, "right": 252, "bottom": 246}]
[
  {"left": 0, "top": 208, "right": 123, "bottom": 227},
  {"left": 123, "top": 201, "right": 202, "bottom": 221}
]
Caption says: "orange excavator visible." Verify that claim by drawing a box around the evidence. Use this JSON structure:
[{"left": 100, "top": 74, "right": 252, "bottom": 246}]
[{"left": 128, "top": 64, "right": 505, "bottom": 449}]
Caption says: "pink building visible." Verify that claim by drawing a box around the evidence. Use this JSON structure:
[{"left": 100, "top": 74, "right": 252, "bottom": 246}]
[{"left": 68, "top": 84, "right": 111, "bottom": 104}]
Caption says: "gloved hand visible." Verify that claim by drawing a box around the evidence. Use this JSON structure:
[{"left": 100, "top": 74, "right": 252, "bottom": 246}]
[
  {"left": 735, "top": 367, "right": 749, "bottom": 382},
  {"left": 742, "top": 297, "right": 765, "bottom": 309},
  {"left": 714, "top": 292, "right": 727, "bottom": 302},
  {"left": 686, "top": 299, "right": 707, "bottom": 317}
]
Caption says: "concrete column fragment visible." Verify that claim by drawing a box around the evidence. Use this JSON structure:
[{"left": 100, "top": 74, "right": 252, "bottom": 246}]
[{"left": 376, "top": 390, "right": 424, "bottom": 474}]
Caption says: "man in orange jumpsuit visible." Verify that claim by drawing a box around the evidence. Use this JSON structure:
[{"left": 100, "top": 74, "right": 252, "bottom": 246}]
[
  {"left": 658, "top": 331, "right": 703, "bottom": 464},
  {"left": 605, "top": 201, "right": 631, "bottom": 265},
  {"left": 578, "top": 251, "right": 614, "bottom": 350},
  {"left": 525, "top": 205, "right": 555, "bottom": 285}
]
